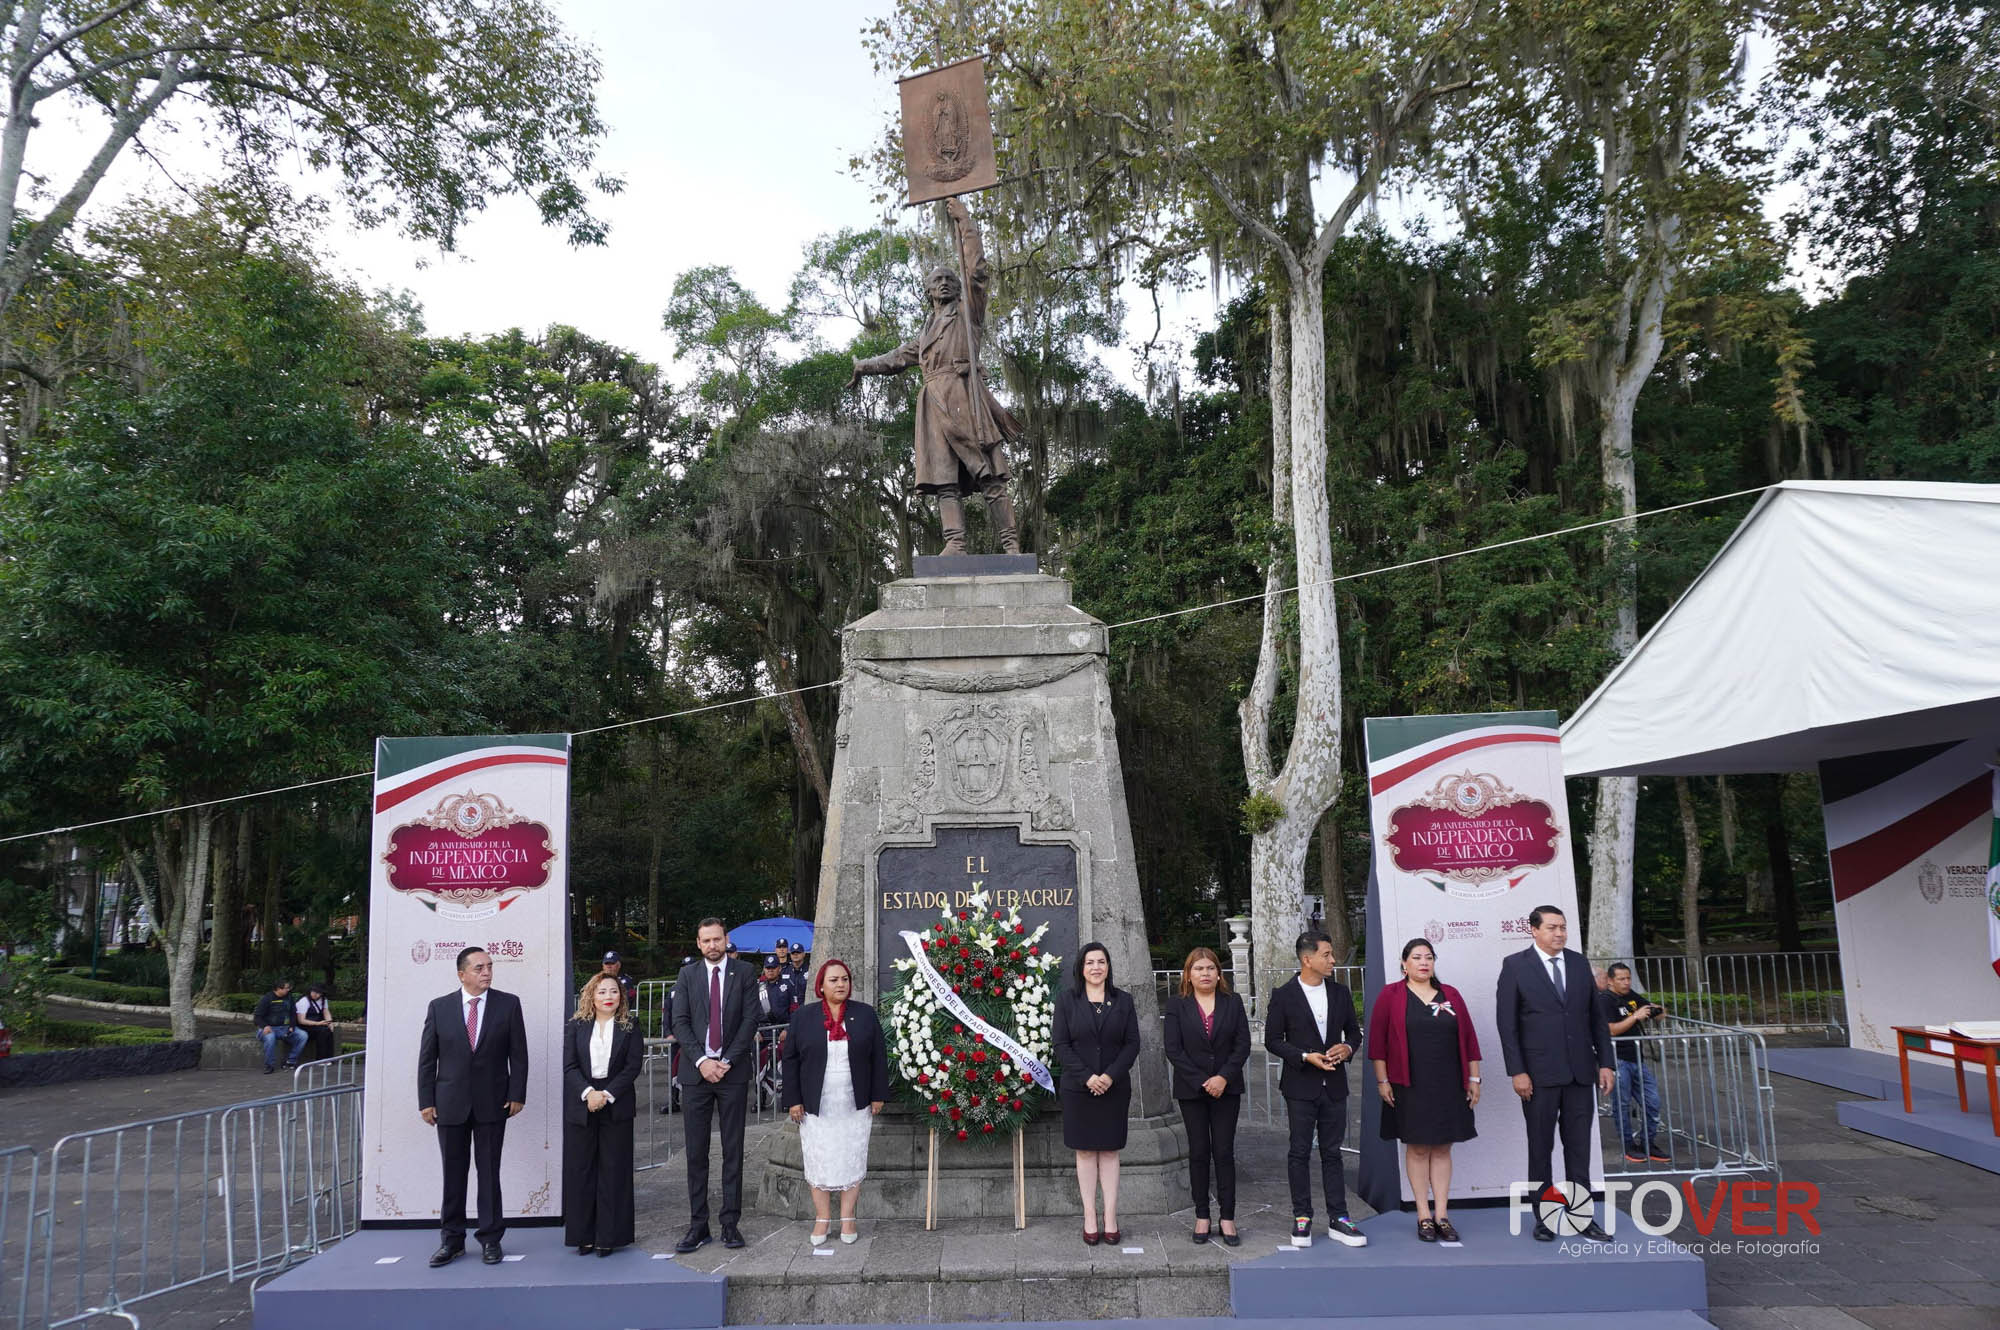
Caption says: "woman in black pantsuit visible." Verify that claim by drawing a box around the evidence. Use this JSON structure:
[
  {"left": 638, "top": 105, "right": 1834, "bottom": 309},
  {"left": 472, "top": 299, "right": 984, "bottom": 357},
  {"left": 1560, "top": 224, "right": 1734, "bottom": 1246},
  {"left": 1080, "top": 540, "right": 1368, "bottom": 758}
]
[
  {"left": 1162, "top": 947, "right": 1249, "bottom": 1245},
  {"left": 562, "top": 971, "right": 642, "bottom": 1255},
  {"left": 1052, "top": 941, "right": 1139, "bottom": 1245}
]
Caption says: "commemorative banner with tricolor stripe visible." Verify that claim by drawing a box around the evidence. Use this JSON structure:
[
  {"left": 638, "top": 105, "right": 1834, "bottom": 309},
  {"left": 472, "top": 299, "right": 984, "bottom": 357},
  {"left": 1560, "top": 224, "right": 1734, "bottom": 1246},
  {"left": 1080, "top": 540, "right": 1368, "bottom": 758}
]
[
  {"left": 361, "top": 735, "right": 572, "bottom": 1225},
  {"left": 1818, "top": 740, "right": 2000, "bottom": 1055},
  {"left": 1357, "top": 712, "right": 1594, "bottom": 1209}
]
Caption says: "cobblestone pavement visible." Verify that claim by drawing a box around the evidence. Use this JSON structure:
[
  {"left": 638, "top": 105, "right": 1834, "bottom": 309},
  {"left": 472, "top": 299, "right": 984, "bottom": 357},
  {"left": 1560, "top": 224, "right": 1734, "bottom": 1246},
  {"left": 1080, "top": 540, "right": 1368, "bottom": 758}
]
[{"left": 1, "top": 1058, "right": 1996, "bottom": 1329}]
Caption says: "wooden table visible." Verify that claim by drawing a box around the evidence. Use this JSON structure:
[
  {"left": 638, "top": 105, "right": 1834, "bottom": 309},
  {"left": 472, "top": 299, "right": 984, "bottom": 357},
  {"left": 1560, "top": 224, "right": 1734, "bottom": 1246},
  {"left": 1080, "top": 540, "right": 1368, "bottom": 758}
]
[{"left": 1891, "top": 1025, "right": 2000, "bottom": 1137}]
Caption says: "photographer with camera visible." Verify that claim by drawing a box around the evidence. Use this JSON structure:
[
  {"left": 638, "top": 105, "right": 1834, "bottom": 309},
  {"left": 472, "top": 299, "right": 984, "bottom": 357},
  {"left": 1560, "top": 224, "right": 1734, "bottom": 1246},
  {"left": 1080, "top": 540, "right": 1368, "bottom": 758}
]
[{"left": 1598, "top": 963, "right": 1669, "bottom": 1163}]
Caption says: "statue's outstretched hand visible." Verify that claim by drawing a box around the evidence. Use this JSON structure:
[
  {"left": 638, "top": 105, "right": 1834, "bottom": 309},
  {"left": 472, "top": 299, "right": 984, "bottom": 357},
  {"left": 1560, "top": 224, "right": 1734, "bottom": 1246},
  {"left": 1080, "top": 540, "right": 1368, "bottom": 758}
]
[
  {"left": 944, "top": 195, "right": 969, "bottom": 223},
  {"left": 846, "top": 358, "right": 863, "bottom": 391}
]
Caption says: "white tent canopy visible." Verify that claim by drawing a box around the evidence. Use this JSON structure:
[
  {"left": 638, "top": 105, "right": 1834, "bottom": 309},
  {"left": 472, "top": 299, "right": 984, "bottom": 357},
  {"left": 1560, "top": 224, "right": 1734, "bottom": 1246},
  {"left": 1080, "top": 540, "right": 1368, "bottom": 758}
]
[{"left": 1562, "top": 481, "right": 2000, "bottom": 777}]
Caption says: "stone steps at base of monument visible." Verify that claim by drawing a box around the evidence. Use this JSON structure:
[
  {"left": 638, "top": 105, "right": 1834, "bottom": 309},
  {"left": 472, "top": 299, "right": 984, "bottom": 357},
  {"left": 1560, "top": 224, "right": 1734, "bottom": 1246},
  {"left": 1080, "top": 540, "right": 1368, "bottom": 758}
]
[
  {"left": 251, "top": 1228, "right": 726, "bottom": 1330},
  {"left": 1229, "top": 1208, "right": 1707, "bottom": 1320}
]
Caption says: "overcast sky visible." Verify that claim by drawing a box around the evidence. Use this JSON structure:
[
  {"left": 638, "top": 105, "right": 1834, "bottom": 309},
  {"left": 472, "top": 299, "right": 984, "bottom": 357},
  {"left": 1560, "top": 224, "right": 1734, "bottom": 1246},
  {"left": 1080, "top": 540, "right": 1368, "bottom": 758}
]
[{"left": 24, "top": 2, "right": 1220, "bottom": 390}]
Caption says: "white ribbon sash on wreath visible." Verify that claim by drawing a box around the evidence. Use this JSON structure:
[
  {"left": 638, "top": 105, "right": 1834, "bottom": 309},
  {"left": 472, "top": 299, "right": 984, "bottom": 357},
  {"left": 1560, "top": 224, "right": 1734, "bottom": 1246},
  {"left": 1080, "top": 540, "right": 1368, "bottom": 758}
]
[{"left": 899, "top": 930, "right": 1056, "bottom": 1092}]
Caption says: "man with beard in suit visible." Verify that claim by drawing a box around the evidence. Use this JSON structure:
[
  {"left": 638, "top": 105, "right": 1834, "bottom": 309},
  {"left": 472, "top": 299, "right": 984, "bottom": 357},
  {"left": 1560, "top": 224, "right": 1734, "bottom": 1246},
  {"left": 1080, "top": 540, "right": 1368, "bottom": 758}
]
[
  {"left": 1495, "top": 905, "right": 1616, "bottom": 1241},
  {"left": 417, "top": 946, "right": 529, "bottom": 1267},
  {"left": 670, "top": 918, "right": 759, "bottom": 1252}
]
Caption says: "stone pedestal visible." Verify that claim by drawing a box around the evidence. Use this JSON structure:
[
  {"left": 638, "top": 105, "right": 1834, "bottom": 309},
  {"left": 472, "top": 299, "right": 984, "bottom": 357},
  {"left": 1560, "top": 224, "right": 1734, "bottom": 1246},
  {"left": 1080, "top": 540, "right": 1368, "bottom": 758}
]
[{"left": 761, "top": 566, "right": 1184, "bottom": 1219}]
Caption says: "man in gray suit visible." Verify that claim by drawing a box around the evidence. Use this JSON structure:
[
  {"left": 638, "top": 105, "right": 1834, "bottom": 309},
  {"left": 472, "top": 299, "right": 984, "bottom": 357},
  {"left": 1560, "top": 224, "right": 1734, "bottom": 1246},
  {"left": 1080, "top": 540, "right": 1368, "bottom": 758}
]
[
  {"left": 1495, "top": 905, "right": 1615, "bottom": 1241},
  {"left": 670, "top": 917, "right": 759, "bottom": 1252}
]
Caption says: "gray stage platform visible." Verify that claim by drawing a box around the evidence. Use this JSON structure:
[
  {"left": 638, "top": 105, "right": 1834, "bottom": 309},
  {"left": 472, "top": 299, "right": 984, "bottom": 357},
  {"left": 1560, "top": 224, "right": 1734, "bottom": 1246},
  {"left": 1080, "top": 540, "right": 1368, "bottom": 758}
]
[
  {"left": 251, "top": 1227, "right": 726, "bottom": 1330},
  {"left": 1835, "top": 1096, "right": 2000, "bottom": 1175},
  {"left": 1228, "top": 1207, "right": 1706, "bottom": 1320},
  {"left": 1766, "top": 1044, "right": 1965, "bottom": 1102},
  {"left": 778, "top": 1319, "right": 1710, "bottom": 1330}
]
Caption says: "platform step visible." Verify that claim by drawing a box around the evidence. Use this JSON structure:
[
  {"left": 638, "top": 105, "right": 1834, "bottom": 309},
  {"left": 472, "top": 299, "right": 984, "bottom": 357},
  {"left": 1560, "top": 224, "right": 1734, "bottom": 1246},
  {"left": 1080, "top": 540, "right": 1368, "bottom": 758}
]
[
  {"left": 744, "top": 1317, "right": 1714, "bottom": 1330},
  {"left": 252, "top": 1228, "right": 726, "bottom": 1330},
  {"left": 1836, "top": 1098, "right": 2000, "bottom": 1174},
  {"left": 1230, "top": 1208, "right": 1707, "bottom": 1319}
]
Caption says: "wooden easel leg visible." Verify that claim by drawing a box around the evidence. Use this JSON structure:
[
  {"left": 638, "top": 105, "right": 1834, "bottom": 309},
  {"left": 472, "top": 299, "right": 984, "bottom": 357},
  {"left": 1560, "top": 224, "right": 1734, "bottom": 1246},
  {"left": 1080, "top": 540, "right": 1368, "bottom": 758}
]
[
  {"left": 926, "top": 1128, "right": 938, "bottom": 1231},
  {"left": 1013, "top": 1129, "right": 1026, "bottom": 1230}
]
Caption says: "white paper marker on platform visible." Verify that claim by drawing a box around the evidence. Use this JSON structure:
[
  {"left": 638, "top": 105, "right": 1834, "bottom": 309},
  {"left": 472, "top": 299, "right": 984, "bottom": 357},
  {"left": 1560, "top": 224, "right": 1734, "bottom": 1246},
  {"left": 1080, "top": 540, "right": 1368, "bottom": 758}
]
[
  {"left": 502, "top": 1254, "right": 525, "bottom": 1262},
  {"left": 812, "top": 1248, "right": 836, "bottom": 1257},
  {"left": 1121, "top": 1246, "right": 1143, "bottom": 1254},
  {"left": 374, "top": 1256, "right": 401, "bottom": 1265},
  {"left": 652, "top": 1253, "right": 670, "bottom": 1259}
]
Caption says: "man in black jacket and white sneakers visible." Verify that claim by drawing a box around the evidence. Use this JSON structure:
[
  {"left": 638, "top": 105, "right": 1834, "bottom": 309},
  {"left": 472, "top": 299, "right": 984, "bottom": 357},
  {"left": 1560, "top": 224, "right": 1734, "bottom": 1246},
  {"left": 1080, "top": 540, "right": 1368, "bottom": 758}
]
[
  {"left": 1264, "top": 929, "right": 1368, "bottom": 1248},
  {"left": 417, "top": 946, "right": 529, "bottom": 1268}
]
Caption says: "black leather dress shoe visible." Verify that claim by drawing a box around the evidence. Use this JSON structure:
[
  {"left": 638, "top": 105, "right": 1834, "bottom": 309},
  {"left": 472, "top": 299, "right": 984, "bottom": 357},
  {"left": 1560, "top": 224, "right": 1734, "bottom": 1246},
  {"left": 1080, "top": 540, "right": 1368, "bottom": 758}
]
[
  {"left": 577, "top": 1243, "right": 594, "bottom": 1256},
  {"left": 481, "top": 1242, "right": 503, "bottom": 1264},
  {"left": 674, "top": 1226, "right": 711, "bottom": 1254},
  {"left": 721, "top": 1224, "right": 746, "bottom": 1249},
  {"left": 428, "top": 1243, "right": 463, "bottom": 1268},
  {"left": 596, "top": 1245, "right": 615, "bottom": 1257},
  {"left": 1532, "top": 1224, "right": 1555, "bottom": 1242},
  {"left": 1579, "top": 1222, "right": 1613, "bottom": 1242}
]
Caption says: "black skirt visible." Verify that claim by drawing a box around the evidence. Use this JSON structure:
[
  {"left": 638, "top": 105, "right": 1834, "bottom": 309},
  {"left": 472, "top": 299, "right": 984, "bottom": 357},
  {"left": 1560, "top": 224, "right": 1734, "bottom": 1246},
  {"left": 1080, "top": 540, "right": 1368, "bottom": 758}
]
[
  {"left": 1379, "top": 988, "right": 1476, "bottom": 1146},
  {"left": 1059, "top": 1081, "right": 1131, "bottom": 1150}
]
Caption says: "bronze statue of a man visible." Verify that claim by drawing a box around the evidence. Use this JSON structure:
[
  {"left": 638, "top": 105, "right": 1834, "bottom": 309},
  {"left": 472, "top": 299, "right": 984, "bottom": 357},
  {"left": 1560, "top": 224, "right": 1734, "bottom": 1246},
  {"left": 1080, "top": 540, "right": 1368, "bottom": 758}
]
[{"left": 847, "top": 197, "right": 1022, "bottom": 555}]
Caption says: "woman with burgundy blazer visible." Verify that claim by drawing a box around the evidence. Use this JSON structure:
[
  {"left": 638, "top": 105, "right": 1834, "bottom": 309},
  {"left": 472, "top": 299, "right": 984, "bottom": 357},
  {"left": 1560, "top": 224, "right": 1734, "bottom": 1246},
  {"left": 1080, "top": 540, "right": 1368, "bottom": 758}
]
[
  {"left": 1162, "top": 947, "right": 1249, "bottom": 1245},
  {"left": 1366, "top": 939, "right": 1482, "bottom": 1245}
]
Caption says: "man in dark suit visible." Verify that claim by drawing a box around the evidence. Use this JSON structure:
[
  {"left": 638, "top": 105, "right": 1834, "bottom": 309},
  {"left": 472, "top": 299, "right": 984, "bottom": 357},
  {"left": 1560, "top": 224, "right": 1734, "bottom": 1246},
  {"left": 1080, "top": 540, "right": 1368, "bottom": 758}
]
[
  {"left": 417, "top": 946, "right": 529, "bottom": 1267},
  {"left": 1264, "top": 929, "right": 1368, "bottom": 1248},
  {"left": 1495, "top": 904, "right": 1616, "bottom": 1241},
  {"left": 670, "top": 917, "right": 759, "bottom": 1252}
]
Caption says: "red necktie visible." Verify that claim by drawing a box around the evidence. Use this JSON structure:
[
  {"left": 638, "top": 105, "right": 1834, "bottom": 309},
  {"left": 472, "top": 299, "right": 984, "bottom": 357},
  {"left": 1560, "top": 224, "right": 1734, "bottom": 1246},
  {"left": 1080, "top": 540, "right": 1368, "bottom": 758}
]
[
  {"left": 466, "top": 996, "right": 480, "bottom": 1049},
  {"left": 707, "top": 966, "right": 723, "bottom": 1054}
]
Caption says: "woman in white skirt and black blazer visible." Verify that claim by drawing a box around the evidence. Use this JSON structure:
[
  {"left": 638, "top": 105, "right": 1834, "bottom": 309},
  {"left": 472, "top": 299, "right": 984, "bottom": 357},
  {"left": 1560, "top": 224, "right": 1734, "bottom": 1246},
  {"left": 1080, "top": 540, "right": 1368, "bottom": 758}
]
[{"left": 781, "top": 959, "right": 889, "bottom": 1245}]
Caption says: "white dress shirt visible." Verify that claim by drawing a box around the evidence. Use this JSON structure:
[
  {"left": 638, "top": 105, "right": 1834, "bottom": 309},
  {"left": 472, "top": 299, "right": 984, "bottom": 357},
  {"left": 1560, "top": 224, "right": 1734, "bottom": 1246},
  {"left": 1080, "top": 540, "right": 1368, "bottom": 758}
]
[
  {"left": 461, "top": 988, "right": 484, "bottom": 1045},
  {"left": 581, "top": 1016, "right": 617, "bottom": 1104},
  {"left": 702, "top": 959, "right": 728, "bottom": 1061}
]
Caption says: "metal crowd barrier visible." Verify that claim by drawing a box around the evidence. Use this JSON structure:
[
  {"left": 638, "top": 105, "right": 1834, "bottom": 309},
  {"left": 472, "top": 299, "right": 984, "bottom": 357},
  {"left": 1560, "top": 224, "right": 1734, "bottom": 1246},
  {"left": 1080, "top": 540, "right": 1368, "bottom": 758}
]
[
  {"left": 1590, "top": 952, "right": 1845, "bottom": 1040},
  {"left": 635, "top": 1027, "right": 788, "bottom": 1174},
  {"left": 1599, "top": 1015, "right": 1778, "bottom": 1181},
  {"left": 290, "top": 1049, "right": 365, "bottom": 1095},
  {"left": 2, "top": 1146, "right": 37, "bottom": 1330},
  {"left": 23, "top": 1086, "right": 361, "bottom": 1329}
]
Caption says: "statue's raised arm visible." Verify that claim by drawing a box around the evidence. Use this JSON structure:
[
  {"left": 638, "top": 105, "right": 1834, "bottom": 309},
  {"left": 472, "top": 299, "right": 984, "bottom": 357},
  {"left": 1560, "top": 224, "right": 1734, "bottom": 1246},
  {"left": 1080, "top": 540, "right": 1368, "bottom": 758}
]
[{"left": 844, "top": 196, "right": 1024, "bottom": 557}]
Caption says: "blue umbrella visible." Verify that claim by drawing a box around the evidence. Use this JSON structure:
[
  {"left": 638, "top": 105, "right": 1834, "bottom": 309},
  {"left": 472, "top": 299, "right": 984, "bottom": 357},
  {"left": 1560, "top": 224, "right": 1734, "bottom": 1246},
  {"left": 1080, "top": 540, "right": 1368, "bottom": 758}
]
[{"left": 727, "top": 916, "right": 814, "bottom": 954}]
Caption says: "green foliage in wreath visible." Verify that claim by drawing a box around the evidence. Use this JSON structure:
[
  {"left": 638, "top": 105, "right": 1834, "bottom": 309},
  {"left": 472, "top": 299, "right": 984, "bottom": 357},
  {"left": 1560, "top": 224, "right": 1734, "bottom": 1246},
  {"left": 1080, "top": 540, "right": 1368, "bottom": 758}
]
[{"left": 884, "top": 887, "right": 1063, "bottom": 1144}]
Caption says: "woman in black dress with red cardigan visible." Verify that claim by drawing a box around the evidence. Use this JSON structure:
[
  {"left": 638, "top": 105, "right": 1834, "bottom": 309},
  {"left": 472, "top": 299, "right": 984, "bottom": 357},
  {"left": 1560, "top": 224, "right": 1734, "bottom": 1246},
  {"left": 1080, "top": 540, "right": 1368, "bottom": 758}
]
[
  {"left": 1366, "top": 939, "right": 1482, "bottom": 1244},
  {"left": 1162, "top": 947, "right": 1249, "bottom": 1245}
]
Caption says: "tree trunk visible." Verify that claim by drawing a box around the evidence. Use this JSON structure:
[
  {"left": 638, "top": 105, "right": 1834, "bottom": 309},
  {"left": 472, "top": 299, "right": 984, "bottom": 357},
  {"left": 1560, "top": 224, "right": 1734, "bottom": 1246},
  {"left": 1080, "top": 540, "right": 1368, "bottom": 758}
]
[
  {"left": 1317, "top": 813, "right": 1352, "bottom": 962},
  {"left": 198, "top": 806, "right": 250, "bottom": 1003},
  {"left": 259, "top": 812, "right": 289, "bottom": 972},
  {"left": 1763, "top": 774, "right": 1802, "bottom": 951},
  {"left": 130, "top": 809, "right": 215, "bottom": 1041},
  {"left": 1246, "top": 267, "right": 1346, "bottom": 987},
  {"left": 1674, "top": 776, "right": 1703, "bottom": 974}
]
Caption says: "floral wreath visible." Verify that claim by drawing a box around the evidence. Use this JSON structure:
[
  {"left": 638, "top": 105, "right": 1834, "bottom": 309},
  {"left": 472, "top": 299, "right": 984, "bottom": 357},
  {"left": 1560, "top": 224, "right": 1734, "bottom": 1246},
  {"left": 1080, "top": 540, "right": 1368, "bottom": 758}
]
[{"left": 884, "top": 886, "right": 1062, "bottom": 1143}]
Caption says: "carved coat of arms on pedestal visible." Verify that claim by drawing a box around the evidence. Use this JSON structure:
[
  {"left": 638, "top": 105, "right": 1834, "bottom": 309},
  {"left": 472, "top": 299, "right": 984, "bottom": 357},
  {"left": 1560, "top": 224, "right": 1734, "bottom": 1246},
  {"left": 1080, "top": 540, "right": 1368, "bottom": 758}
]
[{"left": 882, "top": 700, "right": 1073, "bottom": 835}]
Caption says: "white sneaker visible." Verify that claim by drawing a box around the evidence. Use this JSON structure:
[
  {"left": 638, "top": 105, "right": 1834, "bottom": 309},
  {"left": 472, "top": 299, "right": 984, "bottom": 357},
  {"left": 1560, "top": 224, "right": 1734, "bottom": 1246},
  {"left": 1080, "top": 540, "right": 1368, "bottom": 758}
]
[{"left": 1327, "top": 1216, "right": 1368, "bottom": 1247}]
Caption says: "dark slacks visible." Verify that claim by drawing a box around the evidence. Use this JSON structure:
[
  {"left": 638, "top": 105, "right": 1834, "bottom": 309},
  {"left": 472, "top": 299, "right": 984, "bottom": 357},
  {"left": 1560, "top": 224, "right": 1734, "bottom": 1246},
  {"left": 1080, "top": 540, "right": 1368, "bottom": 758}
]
[
  {"left": 682, "top": 1074, "right": 749, "bottom": 1229},
  {"left": 563, "top": 1106, "right": 635, "bottom": 1249},
  {"left": 1178, "top": 1093, "right": 1241, "bottom": 1220},
  {"left": 302, "top": 1025, "right": 337, "bottom": 1061},
  {"left": 437, "top": 1117, "right": 506, "bottom": 1244},
  {"left": 1521, "top": 1079, "right": 1595, "bottom": 1200},
  {"left": 1284, "top": 1086, "right": 1349, "bottom": 1221}
]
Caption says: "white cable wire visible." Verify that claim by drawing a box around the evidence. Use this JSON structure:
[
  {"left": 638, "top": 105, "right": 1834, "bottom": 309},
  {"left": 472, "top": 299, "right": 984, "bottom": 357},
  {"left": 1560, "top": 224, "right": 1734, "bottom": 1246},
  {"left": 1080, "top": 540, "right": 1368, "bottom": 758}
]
[{"left": 0, "top": 485, "right": 1768, "bottom": 845}]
